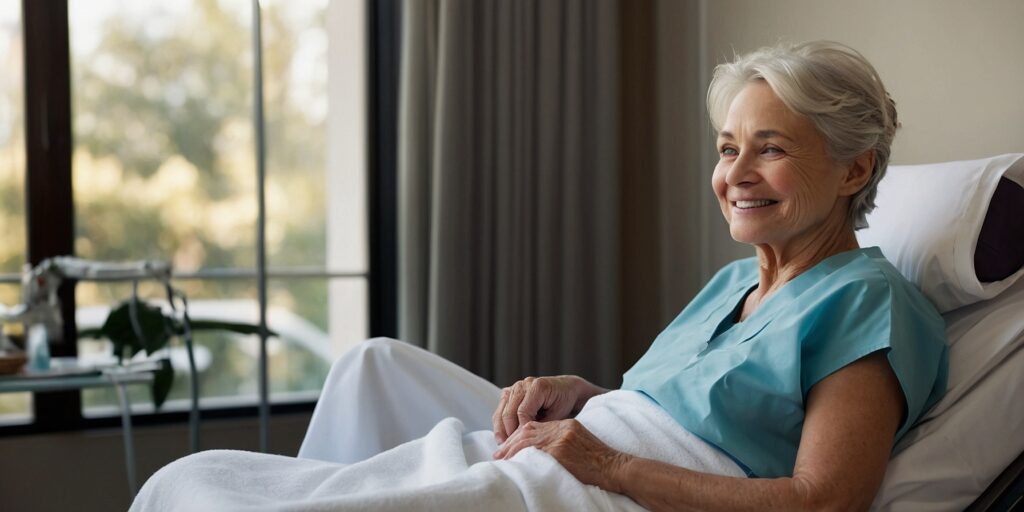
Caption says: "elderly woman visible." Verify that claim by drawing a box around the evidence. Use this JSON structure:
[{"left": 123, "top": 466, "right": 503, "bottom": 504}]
[
  {"left": 131, "top": 41, "right": 946, "bottom": 511},
  {"left": 485, "top": 41, "right": 948, "bottom": 509}
]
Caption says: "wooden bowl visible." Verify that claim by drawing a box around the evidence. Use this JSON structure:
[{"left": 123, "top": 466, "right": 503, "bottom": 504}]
[{"left": 0, "top": 351, "right": 28, "bottom": 375}]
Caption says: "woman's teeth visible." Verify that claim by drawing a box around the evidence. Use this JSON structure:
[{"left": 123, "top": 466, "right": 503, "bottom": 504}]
[{"left": 734, "top": 200, "right": 776, "bottom": 209}]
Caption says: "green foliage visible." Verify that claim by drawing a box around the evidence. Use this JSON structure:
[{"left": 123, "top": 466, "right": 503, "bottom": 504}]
[
  {"left": 152, "top": 358, "right": 174, "bottom": 409},
  {"left": 101, "top": 301, "right": 173, "bottom": 360},
  {"left": 189, "top": 319, "right": 269, "bottom": 336},
  {"left": 79, "top": 299, "right": 274, "bottom": 409},
  {"left": 71, "top": 0, "right": 329, "bottom": 272}
]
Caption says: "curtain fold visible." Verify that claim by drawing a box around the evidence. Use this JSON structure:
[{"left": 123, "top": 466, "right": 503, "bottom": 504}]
[{"left": 399, "top": 0, "right": 622, "bottom": 387}]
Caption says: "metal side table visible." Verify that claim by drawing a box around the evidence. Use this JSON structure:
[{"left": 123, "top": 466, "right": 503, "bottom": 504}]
[{"left": 0, "top": 362, "right": 155, "bottom": 497}]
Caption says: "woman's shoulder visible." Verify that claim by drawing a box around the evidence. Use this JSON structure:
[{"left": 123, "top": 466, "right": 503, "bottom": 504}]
[
  {"left": 807, "top": 247, "right": 946, "bottom": 342},
  {"left": 824, "top": 247, "right": 938, "bottom": 312}
]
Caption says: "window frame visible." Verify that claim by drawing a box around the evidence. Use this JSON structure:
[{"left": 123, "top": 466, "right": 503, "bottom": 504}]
[{"left": 1, "top": 0, "right": 398, "bottom": 436}]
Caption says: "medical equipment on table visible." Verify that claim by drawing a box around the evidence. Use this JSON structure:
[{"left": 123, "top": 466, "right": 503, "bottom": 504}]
[
  {"left": 0, "top": 257, "right": 172, "bottom": 343},
  {"left": 0, "top": 257, "right": 202, "bottom": 452}
]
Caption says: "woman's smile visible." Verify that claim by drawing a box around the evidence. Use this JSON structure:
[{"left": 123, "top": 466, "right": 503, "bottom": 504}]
[{"left": 731, "top": 199, "right": 779, "bottom": 211}]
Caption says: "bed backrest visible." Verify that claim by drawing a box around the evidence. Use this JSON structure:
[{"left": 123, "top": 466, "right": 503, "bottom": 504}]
[{"left": 858, "top": 154, "right": 1024, "bottom": 510}]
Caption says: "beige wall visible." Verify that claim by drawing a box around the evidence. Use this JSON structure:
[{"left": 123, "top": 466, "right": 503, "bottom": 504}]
[
  {"left": 705, "top": 0, "right": 1024, "bottom": 164},
  {"left": 658, "top": 0, "right": 1024, "bottom": 285}
]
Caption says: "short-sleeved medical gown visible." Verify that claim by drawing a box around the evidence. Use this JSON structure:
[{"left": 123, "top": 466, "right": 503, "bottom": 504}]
[{"left": 621, "top": 246, "right": 949, "bottom": 479}]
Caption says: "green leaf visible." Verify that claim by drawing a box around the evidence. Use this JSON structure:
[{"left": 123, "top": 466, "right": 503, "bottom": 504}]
[
  {"left": 77, "top": 327, "right": 104, "bottom": 339},
  {"left": 100, "top": 300, "right": 172, "bottom": 360},
  {"left": 101, "top": 302, "right": 145, "bottom": 361},
  {"left": 151, "top": 358, "right": 174, "bottom": 409},
  {"left": 90, "top": 303, "right": 273, "bottom": 411},
  {"left": 134, "top": 303, "right": 173, "bottom": 355},
  {"left": 188, "top": 319, "right": 277, "bottom": 338}
]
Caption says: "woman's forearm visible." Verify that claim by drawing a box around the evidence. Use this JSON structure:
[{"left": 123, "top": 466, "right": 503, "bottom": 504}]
[{"left": 608, "top": 455, "right": 851, "bottom": 512}]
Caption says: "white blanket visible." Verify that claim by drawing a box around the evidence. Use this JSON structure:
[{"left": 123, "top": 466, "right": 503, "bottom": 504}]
[{"left": 130, "top": 390, "right": 744, "bottom": 511}]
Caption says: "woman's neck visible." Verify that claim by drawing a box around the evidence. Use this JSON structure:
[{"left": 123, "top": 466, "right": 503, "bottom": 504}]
[{"left": 749, "top": 219, "right": 860, "bottom": 310}]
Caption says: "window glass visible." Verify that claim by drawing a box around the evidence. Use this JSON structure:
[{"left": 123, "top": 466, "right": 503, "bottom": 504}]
[
  {"left": 0, "top": 0, "right": 29, "bottom": 424},
  {"left": 0, "top": 0, "right": 23, "bottom": 275},
  {"left": 70, "top": 0, "right": 255, "bottom": 271},
  {"left": 68, "top": 0, "right": 368, "bottom": 416},
  {"left": 259, "top": 0, "right": 369, "bottom": 394},
  {"left": 267, "top": 276, "right": 367, "bottom": 399},
  {"left": 262, "top": 0, "right": 329, "bottom": 269}
]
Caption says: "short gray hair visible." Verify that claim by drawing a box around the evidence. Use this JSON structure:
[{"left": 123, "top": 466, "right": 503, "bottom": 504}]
[{"left": 707, "top": 41, "right": 899, "bottom": 230}]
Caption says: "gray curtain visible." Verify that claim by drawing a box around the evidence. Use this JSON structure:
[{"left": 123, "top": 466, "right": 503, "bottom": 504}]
[{"left": 398, "top": 0, "right": 622, "bottom": 387}]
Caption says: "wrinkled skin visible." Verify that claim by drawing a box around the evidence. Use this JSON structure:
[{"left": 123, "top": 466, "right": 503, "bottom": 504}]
[
  {"left": 492, "top": 418, "right": 626, "bottom": 492},
  {"left": 491, "top": 375, "right": 605, "bottom": 444}
]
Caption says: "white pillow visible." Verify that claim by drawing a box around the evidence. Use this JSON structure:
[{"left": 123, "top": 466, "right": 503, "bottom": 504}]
[{"left": 857, "top": 154, "right": 1024, "bottom": 313}]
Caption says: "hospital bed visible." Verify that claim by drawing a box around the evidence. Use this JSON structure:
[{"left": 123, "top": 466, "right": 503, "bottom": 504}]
[
  {"left": 859, "top": 154, "right": 1024, "bottom": 511},
  {"left": 962, "top": 276, "right": 1024, "bottom": 512},
  {"left": 131, "top": 154, "right": 1024, "bottom": 511}
]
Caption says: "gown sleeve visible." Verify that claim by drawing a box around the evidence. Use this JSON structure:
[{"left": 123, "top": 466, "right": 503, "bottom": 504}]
[{"left": 800, "top": 269, "right": 949, "bottom": 438}]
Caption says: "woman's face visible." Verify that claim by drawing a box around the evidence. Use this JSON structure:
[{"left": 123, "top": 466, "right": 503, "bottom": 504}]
[{"left": 712, "top": 81, "right": 852, "bottom": 252}]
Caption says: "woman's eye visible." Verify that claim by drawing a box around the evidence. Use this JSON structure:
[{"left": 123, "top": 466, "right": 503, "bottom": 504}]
[
  {"left": 763, "top": 146, "right": 784, "bottom": 154},
  {"left": 720, "top": 147, "right": 738, "bottom": 156}
]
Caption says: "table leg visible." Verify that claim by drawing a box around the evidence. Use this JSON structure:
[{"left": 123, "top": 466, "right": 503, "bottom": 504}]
[{"left": 114, "top": 381, "right": 138, "bottom": 498}]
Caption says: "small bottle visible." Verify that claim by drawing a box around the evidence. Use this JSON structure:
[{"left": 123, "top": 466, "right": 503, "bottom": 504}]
[{"left": 27, "top": 324, "right": 50, "bottom": 371}]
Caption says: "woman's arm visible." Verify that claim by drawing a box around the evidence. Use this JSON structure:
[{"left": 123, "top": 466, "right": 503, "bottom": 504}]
[
  {"left": 492, "top": 375, "right": 610, "bottom": 443},
  {"left": 496, "top": 352, "right": 904, "bottom": 511}
]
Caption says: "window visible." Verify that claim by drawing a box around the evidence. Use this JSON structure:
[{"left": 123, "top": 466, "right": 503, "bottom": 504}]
[
  {"left": 0, "top": 0, "right": 395, "bottom": 430},
  {"left": 0, "top": 0, "right": 28, "bottom": 423}
]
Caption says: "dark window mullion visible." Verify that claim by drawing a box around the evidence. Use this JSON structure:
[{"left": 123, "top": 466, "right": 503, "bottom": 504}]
[
  {"left": 23, "top": 0, "right": 82, "bottom": 428},
  {"left": 367, "top": 0, "right": 399, "bottom": 339}
]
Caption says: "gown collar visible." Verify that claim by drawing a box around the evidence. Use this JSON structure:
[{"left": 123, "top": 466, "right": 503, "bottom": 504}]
[{"left": 726, "top": 246, "right": 882, "bottom": 327}]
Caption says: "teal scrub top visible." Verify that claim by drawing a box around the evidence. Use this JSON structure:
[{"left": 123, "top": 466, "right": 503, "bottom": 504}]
[{"left": 621, "top": 247, "right": 949, "bottom": 478}]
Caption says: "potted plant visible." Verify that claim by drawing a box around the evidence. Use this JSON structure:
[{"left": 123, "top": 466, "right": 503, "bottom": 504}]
[{"left": 78, "top": 298, "right": 271, "bottom": 408}]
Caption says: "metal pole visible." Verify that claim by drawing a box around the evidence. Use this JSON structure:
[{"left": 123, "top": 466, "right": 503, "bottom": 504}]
[
  {"left": 252, "top": 0, "right": 270, "bottom": 453},
  {"left": 113, "top": 379, "right": 138, "bottom": 498}
]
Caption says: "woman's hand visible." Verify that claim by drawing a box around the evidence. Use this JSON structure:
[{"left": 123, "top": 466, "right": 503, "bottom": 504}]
[
  {"left": 491, "top": 375, "right": 607, "bottom": 443},
  {"left": 492, "top": 418, "right": 630, "bottom": 491}
]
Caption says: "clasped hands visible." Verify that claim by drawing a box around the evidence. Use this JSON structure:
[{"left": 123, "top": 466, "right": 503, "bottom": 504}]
[{"left": 490, "top": 375, "right": 628, "bottom": 491}]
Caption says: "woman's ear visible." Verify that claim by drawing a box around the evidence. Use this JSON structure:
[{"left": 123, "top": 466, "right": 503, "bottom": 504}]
[{"left": 839, "top": 150, "right": 875, "bottom": 197}]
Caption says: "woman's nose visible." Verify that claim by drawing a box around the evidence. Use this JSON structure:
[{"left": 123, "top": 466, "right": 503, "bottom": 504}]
[{"left": 725, "top": 152, "right": 760, "bottom": 187}]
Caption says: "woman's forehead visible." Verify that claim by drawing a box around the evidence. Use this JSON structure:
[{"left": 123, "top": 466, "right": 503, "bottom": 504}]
[{"left": 720, "top": 82, "right": 816, "bottom": 139}]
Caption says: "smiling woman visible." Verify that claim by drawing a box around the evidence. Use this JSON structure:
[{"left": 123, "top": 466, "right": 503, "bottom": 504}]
[{"left": 706, "top": 41, "right": 898, "bottom": 319}]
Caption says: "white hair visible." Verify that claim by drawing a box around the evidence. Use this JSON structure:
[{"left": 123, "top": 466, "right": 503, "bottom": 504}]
[{"left": 707, "top": 41, "right": 899, "bottom": 230}]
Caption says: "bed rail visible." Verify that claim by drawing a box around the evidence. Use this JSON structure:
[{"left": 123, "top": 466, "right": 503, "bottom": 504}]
[{"left": 968, "top": 449, "right": 1024, "bottom": 511}]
